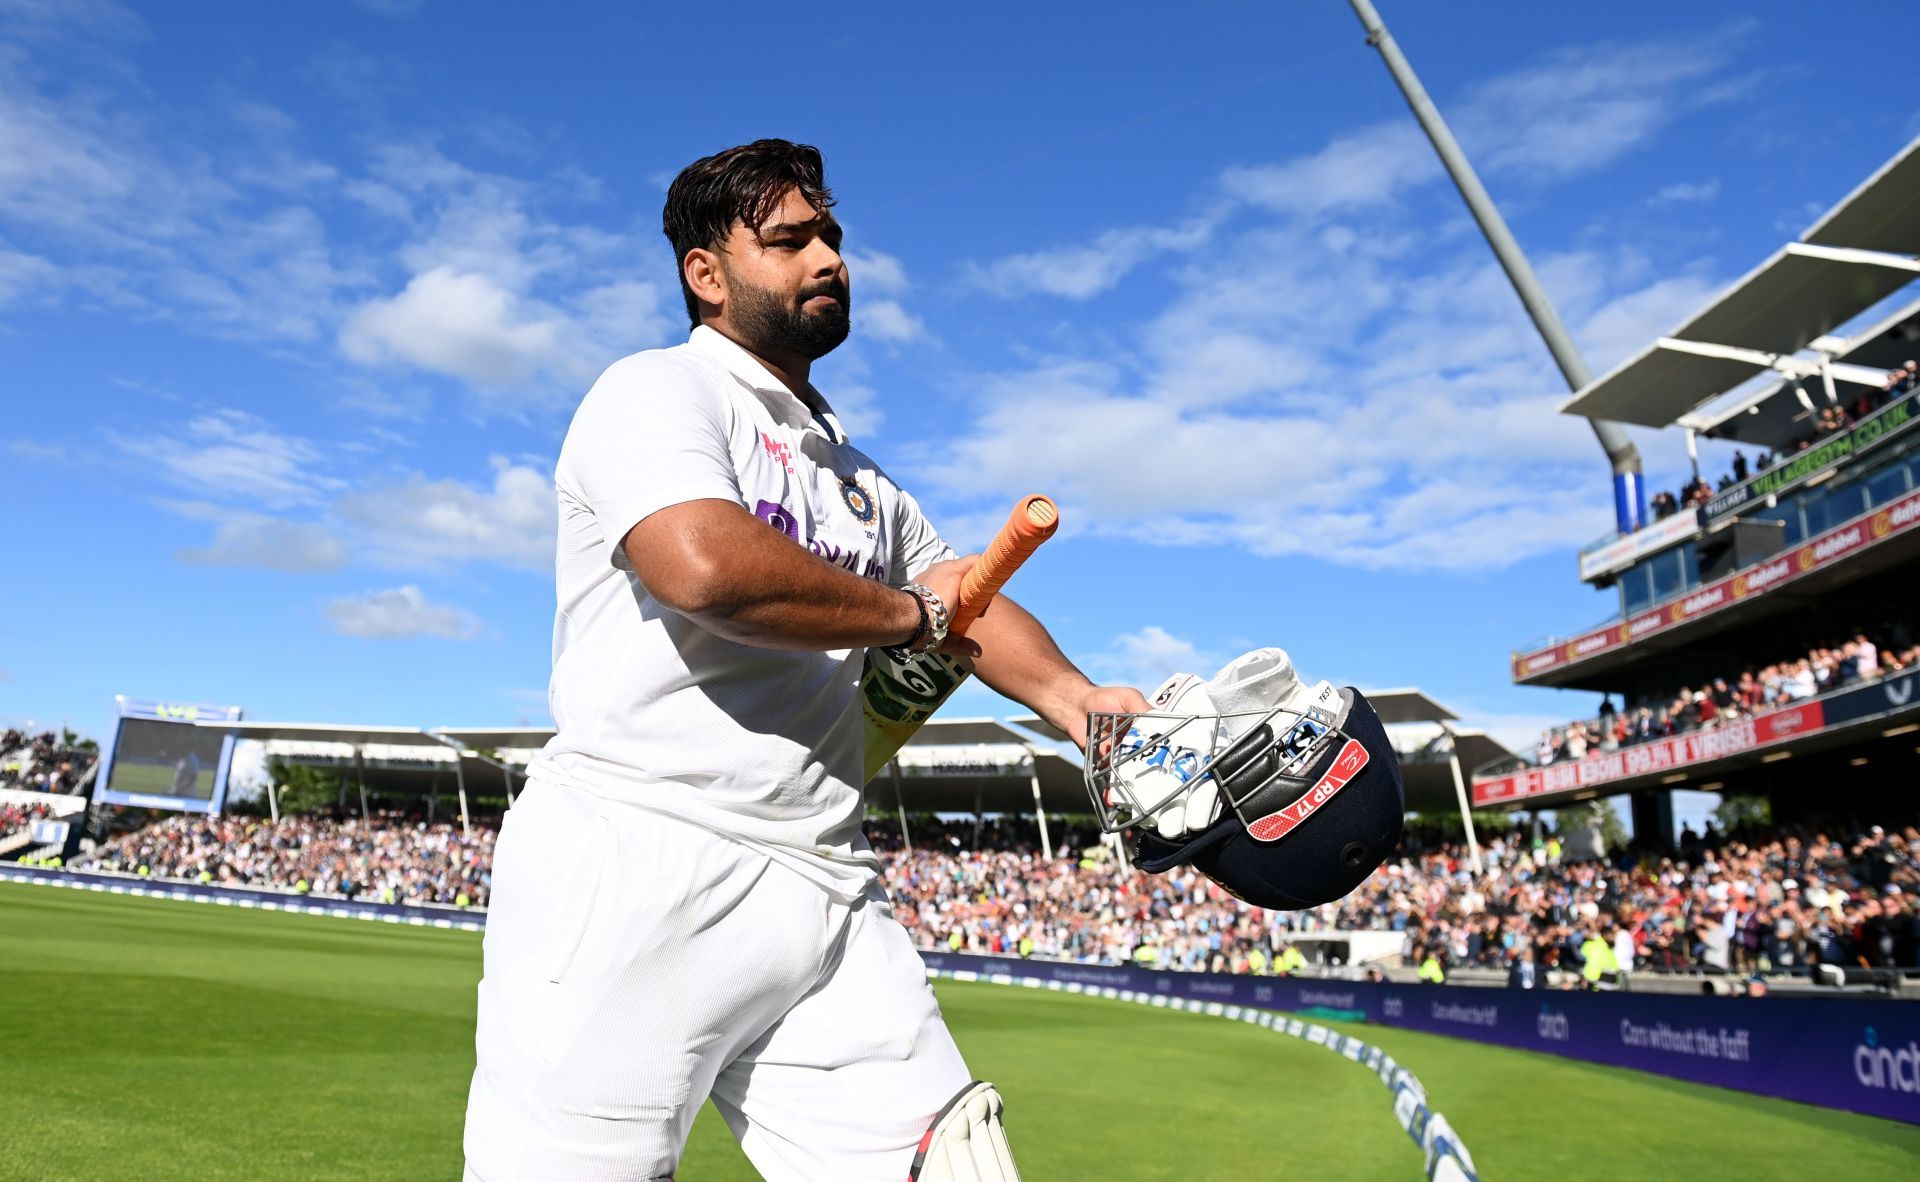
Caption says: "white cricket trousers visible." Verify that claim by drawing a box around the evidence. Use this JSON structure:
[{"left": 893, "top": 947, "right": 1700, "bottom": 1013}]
[{"left": 462, "top": 778, "right": 970, "bottom": 1181}]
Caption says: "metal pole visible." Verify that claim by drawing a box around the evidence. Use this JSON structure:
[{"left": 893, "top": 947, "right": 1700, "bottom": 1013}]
[
  {"left": 452, "top": 757, "right": 471, "bottom": 839},
  {"left": 1820, "top": 353, "right": 1839, "bottom": 405},
  {"left": 1442, "top": 723, "right": 1484, "bottom": 875},
  {"left": 266, "top": 777, "right": 280, "bottom": 825},
  {"left": 500, "top": 760, "right": 515, "bottom": 809},
  {"left": 971, "top": 785, "right": 983, "bottom": 851},
  {"left": 1347, "top": 0, "right": 1645, "bottom": 531},
  {"left": 1026, "top": 754, "right": 1053, "bottom": 861},
  {"left": 354, "top": 746, "right": 370, "bottom": 822},
  {"left": 888, "top": 760, "right": 912, "bottom": 851}
]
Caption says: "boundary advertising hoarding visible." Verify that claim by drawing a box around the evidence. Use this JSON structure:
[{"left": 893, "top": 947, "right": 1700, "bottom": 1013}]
[
  {"left": 92, "top": 697, "right": 244, "bottom": 814},
  {"left": 1514, "top": 484, "right": 1920, "bottom": 682},
  {"left": 911, "top": 951, "right": 1918, "bottom": 1126}
]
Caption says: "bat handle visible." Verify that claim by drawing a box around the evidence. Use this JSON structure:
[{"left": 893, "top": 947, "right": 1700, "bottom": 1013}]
[{"left": 949, "top": 495, "right": 1058, "bottom": 635}]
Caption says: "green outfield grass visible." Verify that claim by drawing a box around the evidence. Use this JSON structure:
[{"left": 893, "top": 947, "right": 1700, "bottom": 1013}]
[{"left": 2, "top": 881, "right": 1916, "bottom": 1181}]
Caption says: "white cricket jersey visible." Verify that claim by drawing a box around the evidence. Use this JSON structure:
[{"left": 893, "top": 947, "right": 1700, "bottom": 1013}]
[{"left": 528, "top": 325, "right": 953, "bottom": 900}]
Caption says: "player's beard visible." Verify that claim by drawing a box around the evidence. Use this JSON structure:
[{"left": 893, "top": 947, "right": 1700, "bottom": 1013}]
[{"left": 726, "top": 268, "right": 851, "bottom": 361}]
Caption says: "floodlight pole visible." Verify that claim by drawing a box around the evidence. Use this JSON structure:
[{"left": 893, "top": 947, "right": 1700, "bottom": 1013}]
[
  {"left": 353, "top": 746, "right": 371, "bottom": 823},
  {"left": 888, "top": 760, "right": 912, "bottom": 851},
  {"left": 1024, "top": 749, "right": 1053, "bottom": 862},
  {"left": 1347, "top": 0, "right": 1647, "bottom": 534},
  {"left": 1440, "top": 723, "right": 1484, "bottom": 875}
]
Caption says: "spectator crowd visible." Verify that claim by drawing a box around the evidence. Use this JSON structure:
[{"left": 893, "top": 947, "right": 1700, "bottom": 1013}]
[
  {"left": 1, "top": 800, "right": 55, "bottom": 841},
  {"left": 1, "top": 728, "right": 97, "bottom": 795},
  {"left": 876, "top": 818, "right": 1920, "bottom": 981},
  {"left": 80, "top": 813, "right": 495, "bottom": 908},
  {"left": 1533, "top": 625, "right": 1920, "bottom": 765},
  {"left": 46, "top": 804, "right": 1920, "bottom": 982},
  {"left": 1648, "top": 359, "right": 1919, "bottom": 521}
]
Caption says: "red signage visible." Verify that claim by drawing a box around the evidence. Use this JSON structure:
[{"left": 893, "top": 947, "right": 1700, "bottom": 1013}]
[
  {"left": 1471, "top": 703, "right": 1825, "bottom": 806},
  {"left": 1248, "top": 738, "right": 1368, "bottom": 842},
  {"left": 1512, "top": 486, "right": 1920, "bottom": 682}
]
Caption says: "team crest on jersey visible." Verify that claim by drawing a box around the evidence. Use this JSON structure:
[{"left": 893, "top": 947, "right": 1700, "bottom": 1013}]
[{"left": 838, "top": 475, "right": 877, "bottom": 525}]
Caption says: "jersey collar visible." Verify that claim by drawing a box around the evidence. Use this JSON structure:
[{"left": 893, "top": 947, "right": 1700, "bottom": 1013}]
[{"left": 689, "top": 325, "right": 844, "bottom": 443}]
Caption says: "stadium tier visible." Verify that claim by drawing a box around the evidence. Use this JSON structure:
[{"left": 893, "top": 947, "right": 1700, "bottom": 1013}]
[{"left": 1486, "top": 136, "right": 1920, "bottom": 822}]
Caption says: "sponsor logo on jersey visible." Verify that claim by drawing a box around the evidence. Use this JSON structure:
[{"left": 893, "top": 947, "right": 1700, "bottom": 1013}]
[
  {"left": 760, "top": 431, "right": 795, "bottom": 474},
  {"left": 1246, "top": 737, "right": 1368, "bottom": 841}
]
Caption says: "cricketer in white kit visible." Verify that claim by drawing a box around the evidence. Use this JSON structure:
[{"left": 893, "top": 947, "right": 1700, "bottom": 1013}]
[{"left": 462, "top": 140, "right": 1149, "bottom": 1182}]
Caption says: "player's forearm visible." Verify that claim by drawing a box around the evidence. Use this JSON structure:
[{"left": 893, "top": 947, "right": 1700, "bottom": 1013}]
[
  {"left": 630, "top": 509, "right": 920, "bottom": 650},
  {"left": 965, "top": 596, "right": 1095, "bottom": 732}
]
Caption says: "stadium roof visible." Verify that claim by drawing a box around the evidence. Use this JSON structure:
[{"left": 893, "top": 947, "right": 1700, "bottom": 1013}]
[
  {"left": 212, "top": 721, "right": 448, "bottom": 747},
  {"left": 1560, "top": 244, "right": 1920, "bottom": 427},
  {"left": 1684, "top": 294, "right": 1920, "bottom": 444},
  {"left": 1802, "top": 135, "right": 1920, "bottom": 255},
  {"left": 433, "top": 727, "right": 556, "bottom": 750}
]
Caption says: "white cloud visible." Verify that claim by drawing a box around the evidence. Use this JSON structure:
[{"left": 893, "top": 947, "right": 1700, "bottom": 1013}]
[
  {"left": 963, "top": 219, "right": 1215, "bottom": 300},
  {"left": 927, "top": 223, "right": 1720, "bottom": 573},
  {"left": 845, "top": 248, "right": 909, "bottom": 296},
  {"left": 926, "top": 33, "right": 1749, "bottom": 573},
  {"left": 0, "top": 39, "right": 667, "bottom": 413},
  {"left": 1222, "top": 122, "right": 1437, "bottom": 219},
  {"left": 337, "top": 455, "right": 554, "bottom": 571},
  {"left": 341, "top": 266, "right": 572, "bottom": 388},
  {"left": 1651, "top": 179, "right": 1722, "bottom": 205},
  {"left": 174, "top": 511, "right": 348, "bottom": 572},
  {"left": 114, "top": 411, "right": 344, "bottom": 508},
  {"left": 324, "top": 584, "right": 479, "bottom": 639},
  {"left": 976, "top": 33, "right": 1740, "bottom": 304},
  {"left": 1089, "top": 625, "right": 1218, "bottom": 689},
  {"left": 859, "top": 298, "right": 925, "bottom": 343}
]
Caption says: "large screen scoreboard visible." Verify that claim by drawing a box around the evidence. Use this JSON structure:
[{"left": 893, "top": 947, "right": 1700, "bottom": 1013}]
[{"left": 93, "top": 698, "right": 244, "bottom": 814}]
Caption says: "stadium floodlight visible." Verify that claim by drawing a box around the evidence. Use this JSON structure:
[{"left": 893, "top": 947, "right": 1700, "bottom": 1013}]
[{"left": 1347, "top": 0, "right": 1646, "bottom": 533}]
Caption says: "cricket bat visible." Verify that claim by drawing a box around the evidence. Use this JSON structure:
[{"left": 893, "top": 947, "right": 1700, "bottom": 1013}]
[{"left": 860, "top": 494, "right": 1059, "bottom": 783}]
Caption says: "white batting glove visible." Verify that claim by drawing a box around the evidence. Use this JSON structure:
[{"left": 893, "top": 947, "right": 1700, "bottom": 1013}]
[{"left": 1114, "top": 649, "right": 1337, "bottom": 842}]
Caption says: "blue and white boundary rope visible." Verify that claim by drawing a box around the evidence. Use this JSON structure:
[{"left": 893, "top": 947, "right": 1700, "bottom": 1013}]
[
  {"left": 927, "top": 967, "right": 1479, "bottom": 1182},
  {"left": 0, "top": 867, "right": 487, "bottom": 932}
]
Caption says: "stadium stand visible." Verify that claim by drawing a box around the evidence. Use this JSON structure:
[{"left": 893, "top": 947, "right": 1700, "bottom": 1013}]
[
  {"left": 78, "top": 813, "right": 496, "bottom": 907},
  {"left": 1533, "top": 624, "right": 1920, "bottom": 762},
  {"left": 0, "top": 800, "right": 54, "bottom": 841},
  {"left": 0, "top": 727, "right": 98, "bottom": 795},
  {"left": 877, "top": 817, "right": 1920, "bottom": 979}
]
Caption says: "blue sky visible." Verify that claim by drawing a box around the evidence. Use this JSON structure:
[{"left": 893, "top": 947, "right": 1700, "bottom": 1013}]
[{"left": 4, "top": 0, "right": 1919, "bottom": 778}]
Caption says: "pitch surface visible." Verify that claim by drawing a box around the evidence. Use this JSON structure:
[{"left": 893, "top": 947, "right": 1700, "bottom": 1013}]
[{"left": 1, "top": 882, "right": 1915, "bottom": 1180}]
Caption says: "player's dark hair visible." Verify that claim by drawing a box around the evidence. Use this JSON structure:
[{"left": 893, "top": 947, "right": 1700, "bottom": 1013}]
[{"left": 663, "top": 139, "right": 836, "bottom": 327}]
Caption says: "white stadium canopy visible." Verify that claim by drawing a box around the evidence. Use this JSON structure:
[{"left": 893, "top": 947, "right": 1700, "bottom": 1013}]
[
  {"left": 1802, "top": 135, "right": 1920, "bottom": 256},
  {"left": 1682, "top": 294, "right": 1920, "bottom": 446},
  {"left": 1559, "top": 136, "right": 1920, "bottom": 430}
]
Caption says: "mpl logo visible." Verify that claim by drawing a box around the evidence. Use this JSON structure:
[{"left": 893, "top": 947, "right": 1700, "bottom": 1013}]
[
  {"left": 1536, "top": 1005, "right": 1570, "bottom": 1042},
  {"left": 1854, "top": 1027, "right": 1920, "bottom": 1092}
]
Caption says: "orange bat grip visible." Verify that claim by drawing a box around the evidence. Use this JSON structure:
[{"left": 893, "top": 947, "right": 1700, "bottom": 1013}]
[{"left": 949, "top": 495, "right": 1058, "bottom": 635}]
